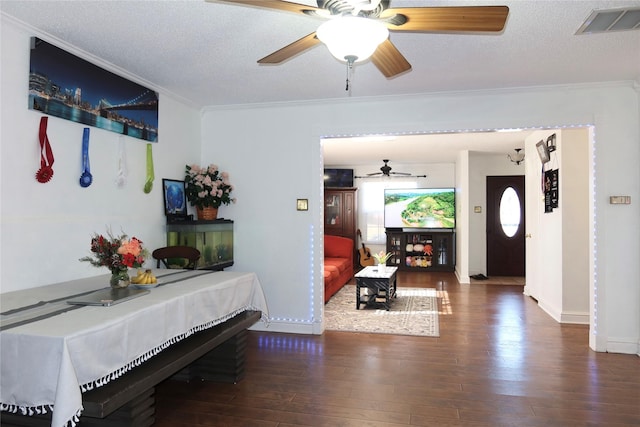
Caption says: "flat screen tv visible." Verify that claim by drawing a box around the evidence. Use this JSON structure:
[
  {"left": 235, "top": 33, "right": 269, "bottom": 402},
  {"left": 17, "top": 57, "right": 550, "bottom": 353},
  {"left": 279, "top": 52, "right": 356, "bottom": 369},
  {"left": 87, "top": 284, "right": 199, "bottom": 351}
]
[
  {"left": 384, "top": 188, "right": 455, "bottom": 229},
  {"left": 324, "top": 168, "right": 354, "bottom": 188}
]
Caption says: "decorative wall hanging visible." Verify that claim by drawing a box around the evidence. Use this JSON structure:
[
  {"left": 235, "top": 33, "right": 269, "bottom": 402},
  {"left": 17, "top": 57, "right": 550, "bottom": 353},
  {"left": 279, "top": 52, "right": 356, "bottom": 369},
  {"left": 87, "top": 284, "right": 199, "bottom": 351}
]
[
  {"left": 28, "top": 37, "right": 158, "bottom": 142},
  {"left": 35, "top": 116, "right": 54, "bottom": 183},
  {"left": 544, "top": 169, "right": 559, "bottom": 213},
  {"left": 79, "top": 128, "right": 92, "bottom": 187},
  {"left": 143, "top": 144, "right": 154, "bottom": 194},
  {"left": 114, "top": 136, "right": 128, "bottom": 188}
]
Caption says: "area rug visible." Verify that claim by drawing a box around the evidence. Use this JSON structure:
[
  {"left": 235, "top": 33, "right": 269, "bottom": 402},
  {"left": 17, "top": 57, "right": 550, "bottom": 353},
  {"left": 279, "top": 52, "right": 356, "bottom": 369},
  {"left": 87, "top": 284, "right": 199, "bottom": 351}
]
[{"left": 324, "top": 285, "right": 439, "bottom": 337}]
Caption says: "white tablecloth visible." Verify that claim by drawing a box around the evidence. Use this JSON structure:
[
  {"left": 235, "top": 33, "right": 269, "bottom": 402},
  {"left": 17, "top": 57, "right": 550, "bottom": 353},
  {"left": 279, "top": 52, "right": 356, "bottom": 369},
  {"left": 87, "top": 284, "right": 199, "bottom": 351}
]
[{"left": 0, "top": 270, "right": 269, "bottom": 427}]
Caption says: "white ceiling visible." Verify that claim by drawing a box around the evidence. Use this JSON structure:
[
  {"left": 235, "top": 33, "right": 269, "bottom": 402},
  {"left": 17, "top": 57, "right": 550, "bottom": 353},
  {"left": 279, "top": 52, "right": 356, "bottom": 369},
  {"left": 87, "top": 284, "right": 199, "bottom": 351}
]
[{"left": 2, "top": 0, "right": 639, "bottom": 165}]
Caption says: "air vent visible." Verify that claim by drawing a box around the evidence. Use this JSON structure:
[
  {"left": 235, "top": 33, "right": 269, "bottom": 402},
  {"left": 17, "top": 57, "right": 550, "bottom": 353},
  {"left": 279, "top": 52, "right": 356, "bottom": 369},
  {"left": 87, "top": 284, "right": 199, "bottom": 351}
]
[{"left": 576, "top": 7, "right": 640, "bottom": 34}]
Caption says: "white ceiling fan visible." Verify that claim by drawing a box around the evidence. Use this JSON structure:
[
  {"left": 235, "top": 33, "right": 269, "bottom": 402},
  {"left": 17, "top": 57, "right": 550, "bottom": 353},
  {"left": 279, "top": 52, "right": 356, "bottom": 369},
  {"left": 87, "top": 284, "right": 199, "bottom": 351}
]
[{"left": 208, "top": 0, "right": 509, "bottom": 78}]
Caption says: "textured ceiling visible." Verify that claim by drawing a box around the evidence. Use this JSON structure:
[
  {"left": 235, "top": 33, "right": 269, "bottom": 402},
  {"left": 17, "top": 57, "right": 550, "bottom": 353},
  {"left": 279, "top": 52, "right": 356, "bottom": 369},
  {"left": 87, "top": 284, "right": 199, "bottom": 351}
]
[{"left": 2, "top": 0, "right": 639, "bottom": 164}]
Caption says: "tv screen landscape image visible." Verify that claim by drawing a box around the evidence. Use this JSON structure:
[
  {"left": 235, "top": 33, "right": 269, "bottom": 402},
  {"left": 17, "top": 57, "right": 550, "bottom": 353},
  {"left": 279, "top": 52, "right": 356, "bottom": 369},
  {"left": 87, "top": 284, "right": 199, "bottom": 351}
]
[{"left": 384, "top": 188, "right": 455, "bottom": 229}]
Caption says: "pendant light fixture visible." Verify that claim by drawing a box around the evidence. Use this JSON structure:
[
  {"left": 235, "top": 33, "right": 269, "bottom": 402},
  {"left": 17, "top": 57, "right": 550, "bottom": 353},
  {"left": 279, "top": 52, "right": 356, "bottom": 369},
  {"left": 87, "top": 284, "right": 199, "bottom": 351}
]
[{"left": 508, "top": 148, "right": 525, "bottom": 165}]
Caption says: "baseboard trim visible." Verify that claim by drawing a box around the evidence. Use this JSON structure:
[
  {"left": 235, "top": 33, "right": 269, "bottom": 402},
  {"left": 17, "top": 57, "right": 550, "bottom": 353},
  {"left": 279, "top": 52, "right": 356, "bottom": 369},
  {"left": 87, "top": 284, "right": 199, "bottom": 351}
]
[
  {"left": 560, "top": 311, "right": 589, "bottom": 324},
  {"left": 606, "top": 337, "right": 640, "bottom": 355},
  {"left": 250, "top": 320, "right": 316, "bottom": 335}
]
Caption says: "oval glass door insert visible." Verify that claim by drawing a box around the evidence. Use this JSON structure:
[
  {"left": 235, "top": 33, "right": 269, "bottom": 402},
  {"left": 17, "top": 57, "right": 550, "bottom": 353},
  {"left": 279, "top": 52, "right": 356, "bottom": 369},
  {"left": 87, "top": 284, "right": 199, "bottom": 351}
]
[{"left": 499, "top": 187, "right": 521, "bottom": 237}]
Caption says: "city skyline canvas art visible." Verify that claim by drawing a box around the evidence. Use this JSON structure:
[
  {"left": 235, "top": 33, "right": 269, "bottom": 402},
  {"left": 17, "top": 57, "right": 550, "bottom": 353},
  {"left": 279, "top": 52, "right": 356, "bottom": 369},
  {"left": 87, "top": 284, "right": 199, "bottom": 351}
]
[{"left": 28, "top": 37, "right": 159, "bottom": 142}]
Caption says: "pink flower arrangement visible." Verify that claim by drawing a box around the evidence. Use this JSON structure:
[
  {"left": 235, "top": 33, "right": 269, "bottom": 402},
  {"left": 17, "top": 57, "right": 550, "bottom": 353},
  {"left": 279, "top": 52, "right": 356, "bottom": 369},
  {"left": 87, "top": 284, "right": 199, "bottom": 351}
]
[{"left": 185, "top": 164, "right": 236, "bottom": 209}]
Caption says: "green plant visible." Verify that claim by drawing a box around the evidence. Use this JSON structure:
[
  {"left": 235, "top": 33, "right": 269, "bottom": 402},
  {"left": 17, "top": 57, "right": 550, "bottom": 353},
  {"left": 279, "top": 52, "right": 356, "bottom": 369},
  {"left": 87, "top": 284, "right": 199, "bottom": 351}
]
[{"left": 373, "top": 251, "right": 392, "bottom": 264}]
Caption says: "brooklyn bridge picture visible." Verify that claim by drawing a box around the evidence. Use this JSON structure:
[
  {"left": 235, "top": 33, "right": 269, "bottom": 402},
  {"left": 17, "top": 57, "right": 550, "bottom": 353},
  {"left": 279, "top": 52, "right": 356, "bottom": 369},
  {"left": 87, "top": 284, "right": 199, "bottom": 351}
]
[{"left": 28, "top": 37, "right": 158, "bottom": 142}]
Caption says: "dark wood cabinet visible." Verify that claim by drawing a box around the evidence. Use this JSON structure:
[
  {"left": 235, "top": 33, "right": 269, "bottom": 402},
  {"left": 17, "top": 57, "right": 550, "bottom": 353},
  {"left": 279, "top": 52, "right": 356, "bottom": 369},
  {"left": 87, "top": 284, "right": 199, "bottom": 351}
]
[
  {"left": 386, "top": 229, "right": 455, "bottom": 272},
  {"left": 324, "top": 188, "right": 357, "bottom": 243}
]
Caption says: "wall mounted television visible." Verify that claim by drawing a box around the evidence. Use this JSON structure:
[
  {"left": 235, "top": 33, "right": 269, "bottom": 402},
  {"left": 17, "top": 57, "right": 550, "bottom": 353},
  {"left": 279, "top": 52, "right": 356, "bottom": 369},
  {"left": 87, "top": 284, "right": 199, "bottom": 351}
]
[
  {"left": 384, "top": 188, "right": 455, "bottom": 229},
  {"left": 323, "top": 168, "right": 354, "bottom": 188}
]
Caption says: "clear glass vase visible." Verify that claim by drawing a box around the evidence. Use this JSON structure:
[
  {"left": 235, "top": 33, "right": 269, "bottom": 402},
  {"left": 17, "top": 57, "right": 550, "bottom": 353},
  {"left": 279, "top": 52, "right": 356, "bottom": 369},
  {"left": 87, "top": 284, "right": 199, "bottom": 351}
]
[{"left": 110, "top": 269, "right": 130, "bottom": 289}]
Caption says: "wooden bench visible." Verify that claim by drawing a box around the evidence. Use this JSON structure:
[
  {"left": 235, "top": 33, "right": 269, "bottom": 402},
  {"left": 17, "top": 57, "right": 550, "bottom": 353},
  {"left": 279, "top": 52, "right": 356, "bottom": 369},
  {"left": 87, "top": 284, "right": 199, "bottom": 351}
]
[{"left": 1, "top": 310, "right": 261, "bottom": 427}]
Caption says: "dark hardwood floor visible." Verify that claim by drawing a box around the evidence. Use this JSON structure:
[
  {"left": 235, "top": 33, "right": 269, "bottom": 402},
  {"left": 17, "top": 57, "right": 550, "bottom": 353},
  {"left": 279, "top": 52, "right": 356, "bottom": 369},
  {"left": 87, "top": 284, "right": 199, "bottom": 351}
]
[{"left": 154, "top": 272, "right": 640, "bottom": 426}]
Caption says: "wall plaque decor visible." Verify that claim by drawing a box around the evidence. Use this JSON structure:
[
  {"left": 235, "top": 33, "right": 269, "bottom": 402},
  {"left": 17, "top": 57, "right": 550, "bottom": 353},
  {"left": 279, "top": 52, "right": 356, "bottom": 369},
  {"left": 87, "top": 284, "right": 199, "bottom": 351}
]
[
  {"left": 28, "top": 37, "right": 158, "bottom": 142},
  {"left": 544, "top": 169, "right": 559, "bottom": 213}
]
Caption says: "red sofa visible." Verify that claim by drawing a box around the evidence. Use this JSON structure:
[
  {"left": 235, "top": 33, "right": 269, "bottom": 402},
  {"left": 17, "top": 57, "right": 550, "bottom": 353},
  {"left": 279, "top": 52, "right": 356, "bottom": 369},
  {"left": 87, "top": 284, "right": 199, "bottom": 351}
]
[{"left": 324, "top": 235, "right": 354, "bottom": 302}]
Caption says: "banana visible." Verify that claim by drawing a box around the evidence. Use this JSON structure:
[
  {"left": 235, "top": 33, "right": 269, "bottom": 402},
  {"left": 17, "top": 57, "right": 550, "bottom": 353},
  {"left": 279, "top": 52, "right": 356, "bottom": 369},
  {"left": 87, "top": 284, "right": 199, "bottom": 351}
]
[
  {"left": 132, "top": 269, "right": 157, "bottom": 285},
  {"left": 145, "top": 269, "right": 157, "bottom": 284},
  {"left": 131, "top": 269, "right": 146, "bottom": 284}
]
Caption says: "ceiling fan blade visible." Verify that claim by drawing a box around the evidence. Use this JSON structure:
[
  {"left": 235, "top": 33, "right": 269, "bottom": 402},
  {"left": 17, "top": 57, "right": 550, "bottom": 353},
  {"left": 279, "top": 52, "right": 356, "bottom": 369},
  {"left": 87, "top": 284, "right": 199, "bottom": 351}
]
[
  {"left": 258, "top": 32, "right": 321, "bottom": 64},
  {"left": 371, "top": 39, "right": 411, "bottom": 78},
  {"left": 366, "top": 172, "right": 383, "bottom": 176},
  {"left": 390, "top": 172, "right": 412, "bottom": 176},
  {"left": 207, "top": 0, "right": 322, "bottom": 15},
  {"left": 381, "top": 6, "right": 509, "bottom": 32}
]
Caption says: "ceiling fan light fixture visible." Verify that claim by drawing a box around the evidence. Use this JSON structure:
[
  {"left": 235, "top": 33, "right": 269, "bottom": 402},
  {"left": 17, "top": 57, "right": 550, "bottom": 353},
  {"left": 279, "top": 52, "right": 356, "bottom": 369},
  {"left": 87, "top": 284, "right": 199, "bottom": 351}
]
[{"left": 317, "top": 16, "right": 389, "bottom": 63}]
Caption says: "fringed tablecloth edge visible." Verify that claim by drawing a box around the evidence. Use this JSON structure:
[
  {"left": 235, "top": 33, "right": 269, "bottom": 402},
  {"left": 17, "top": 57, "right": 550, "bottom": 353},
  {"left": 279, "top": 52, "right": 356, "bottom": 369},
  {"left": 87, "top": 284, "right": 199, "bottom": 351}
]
[
  {"left": 0, "top": 402, "right": 82, "bottom": 427},
  {"left": 79, "top": 306, "right": 267, "bottom": 392}
]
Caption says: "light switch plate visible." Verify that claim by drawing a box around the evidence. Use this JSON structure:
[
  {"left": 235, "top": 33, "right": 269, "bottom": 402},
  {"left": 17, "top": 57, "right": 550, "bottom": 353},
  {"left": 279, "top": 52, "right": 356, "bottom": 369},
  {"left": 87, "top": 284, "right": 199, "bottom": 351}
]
[
  {"left": 296, "top": 199, "right": 308, "bottom": 211},
  {"left": 609, "top": 196, "right": 631, "bottom": 204}
]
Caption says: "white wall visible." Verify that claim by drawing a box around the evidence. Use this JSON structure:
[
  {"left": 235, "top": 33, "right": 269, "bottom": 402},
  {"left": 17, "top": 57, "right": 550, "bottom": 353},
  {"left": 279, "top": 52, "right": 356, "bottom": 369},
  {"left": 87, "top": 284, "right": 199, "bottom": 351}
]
[
  {"left": 1, "top": 18, "right": 201, "bottom": 292},
  {"left": 201, "top": 84, "right": 639, "bottom": 354},
  {"left": 560, "top": 129, "right": 590, "bottom": 323},
  {"left": 526, "top": 129, "right": 590, "bottom": 325},
  {"left": 456, "top": 150, "right": 469, "bottom": 283}
]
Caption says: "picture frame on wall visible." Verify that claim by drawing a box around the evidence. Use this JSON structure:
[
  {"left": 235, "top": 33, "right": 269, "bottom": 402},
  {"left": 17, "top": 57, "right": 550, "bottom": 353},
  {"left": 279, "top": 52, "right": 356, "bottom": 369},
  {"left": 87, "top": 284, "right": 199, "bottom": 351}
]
[
  {"left": 162, "top": 179, "right": 187, "bottom": 217},
  {"left": 28, "top": 37, "right": 159, "bottom": 142},
  {"left": 536, "top": 140, "right": 550, "bottom": 163}
]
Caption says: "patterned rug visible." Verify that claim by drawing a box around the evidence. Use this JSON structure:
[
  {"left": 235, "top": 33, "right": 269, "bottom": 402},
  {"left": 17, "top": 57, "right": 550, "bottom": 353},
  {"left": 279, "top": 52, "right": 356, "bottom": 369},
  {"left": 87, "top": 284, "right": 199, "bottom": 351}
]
[{"left": 324, "top": 285, "right": 439, "bottom": 337}]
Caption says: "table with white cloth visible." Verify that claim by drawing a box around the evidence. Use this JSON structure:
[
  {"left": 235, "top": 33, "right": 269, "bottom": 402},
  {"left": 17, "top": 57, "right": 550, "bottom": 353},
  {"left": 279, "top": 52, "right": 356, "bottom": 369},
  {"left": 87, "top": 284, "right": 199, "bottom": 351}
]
[{"left": 0, "top": 269, "right": 269, "bottom": 427}]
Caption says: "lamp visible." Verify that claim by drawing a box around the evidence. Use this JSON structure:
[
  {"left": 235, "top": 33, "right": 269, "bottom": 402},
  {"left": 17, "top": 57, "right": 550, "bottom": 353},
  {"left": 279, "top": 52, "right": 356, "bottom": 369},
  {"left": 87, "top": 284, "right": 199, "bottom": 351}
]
[
  {"left": 508, "top": 148, "right": 525, "bottom": 165},
  {"left": 316, "top": 16, "right": 389, "bottom": 65}
]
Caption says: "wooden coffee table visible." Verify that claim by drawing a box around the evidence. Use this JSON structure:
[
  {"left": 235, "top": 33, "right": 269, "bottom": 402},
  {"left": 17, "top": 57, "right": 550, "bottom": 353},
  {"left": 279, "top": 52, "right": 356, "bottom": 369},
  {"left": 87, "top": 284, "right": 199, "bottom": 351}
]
[{"left": 354, "top": 265, "right": 398, "bottom": 310}]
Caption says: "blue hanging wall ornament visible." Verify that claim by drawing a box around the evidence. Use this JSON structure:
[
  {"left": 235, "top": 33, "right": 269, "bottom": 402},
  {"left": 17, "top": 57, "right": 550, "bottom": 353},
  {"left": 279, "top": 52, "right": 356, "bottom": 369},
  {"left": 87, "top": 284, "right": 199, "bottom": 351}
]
[{"left": 79, "top": 128, "right": 93, "bottom": 187}]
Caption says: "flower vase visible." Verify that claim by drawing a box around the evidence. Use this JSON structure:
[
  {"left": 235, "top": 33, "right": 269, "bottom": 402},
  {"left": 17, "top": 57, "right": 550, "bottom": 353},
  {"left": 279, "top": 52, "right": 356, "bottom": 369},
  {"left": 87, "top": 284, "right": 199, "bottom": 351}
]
[
  {"left": 378, "top": 263, "right": 386, "bottom": 273},
  {"left": 197, "top": 206, "right": 218, "bottom": 220},
  {"left": 110, "top": 269, "right": 130, "bottom": 289}
]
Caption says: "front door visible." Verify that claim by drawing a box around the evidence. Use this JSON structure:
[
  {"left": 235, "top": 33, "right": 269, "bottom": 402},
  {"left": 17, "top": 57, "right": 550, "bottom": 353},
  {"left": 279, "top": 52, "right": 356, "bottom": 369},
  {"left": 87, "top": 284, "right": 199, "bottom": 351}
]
[{"left": 486, "top": 175, "right": 525, "bottom": 276}]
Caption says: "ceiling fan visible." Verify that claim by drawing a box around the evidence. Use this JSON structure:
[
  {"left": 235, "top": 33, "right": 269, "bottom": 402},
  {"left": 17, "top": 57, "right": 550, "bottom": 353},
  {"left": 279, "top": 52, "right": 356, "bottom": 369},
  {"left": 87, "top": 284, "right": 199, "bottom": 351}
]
[
  {"left": 207, "top": 0, "right": 509, "bottom": 78},
  {"left": 355, "top": 159, "right": 426, "bottom": 178}
]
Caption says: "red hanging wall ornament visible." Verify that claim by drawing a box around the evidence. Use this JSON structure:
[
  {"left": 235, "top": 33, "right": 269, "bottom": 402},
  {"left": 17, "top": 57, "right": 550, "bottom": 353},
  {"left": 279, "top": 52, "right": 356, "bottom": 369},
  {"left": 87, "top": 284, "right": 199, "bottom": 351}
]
[{"left": 35, "top": 116, "right": 55, "bottom": 183}]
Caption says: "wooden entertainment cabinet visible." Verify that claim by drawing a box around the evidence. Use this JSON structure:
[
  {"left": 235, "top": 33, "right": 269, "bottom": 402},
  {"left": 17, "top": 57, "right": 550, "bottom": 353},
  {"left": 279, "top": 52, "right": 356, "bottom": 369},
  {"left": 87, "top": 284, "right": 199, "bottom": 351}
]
[{"left": 386, "top": 229, "right": 455, "bottom": 272}]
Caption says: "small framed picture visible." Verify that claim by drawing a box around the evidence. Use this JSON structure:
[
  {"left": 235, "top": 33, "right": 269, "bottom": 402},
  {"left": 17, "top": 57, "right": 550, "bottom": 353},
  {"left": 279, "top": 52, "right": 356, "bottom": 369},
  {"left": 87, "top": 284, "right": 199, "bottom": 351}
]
[
  {"left": 297, "top": 199, "right": 309, "bottom": 211},
  {"left": 536, "top": 140, "right": 550, "bottom": 164},
  {"left": 162, "top": 179, "right": 187, "bottom": 216}
]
